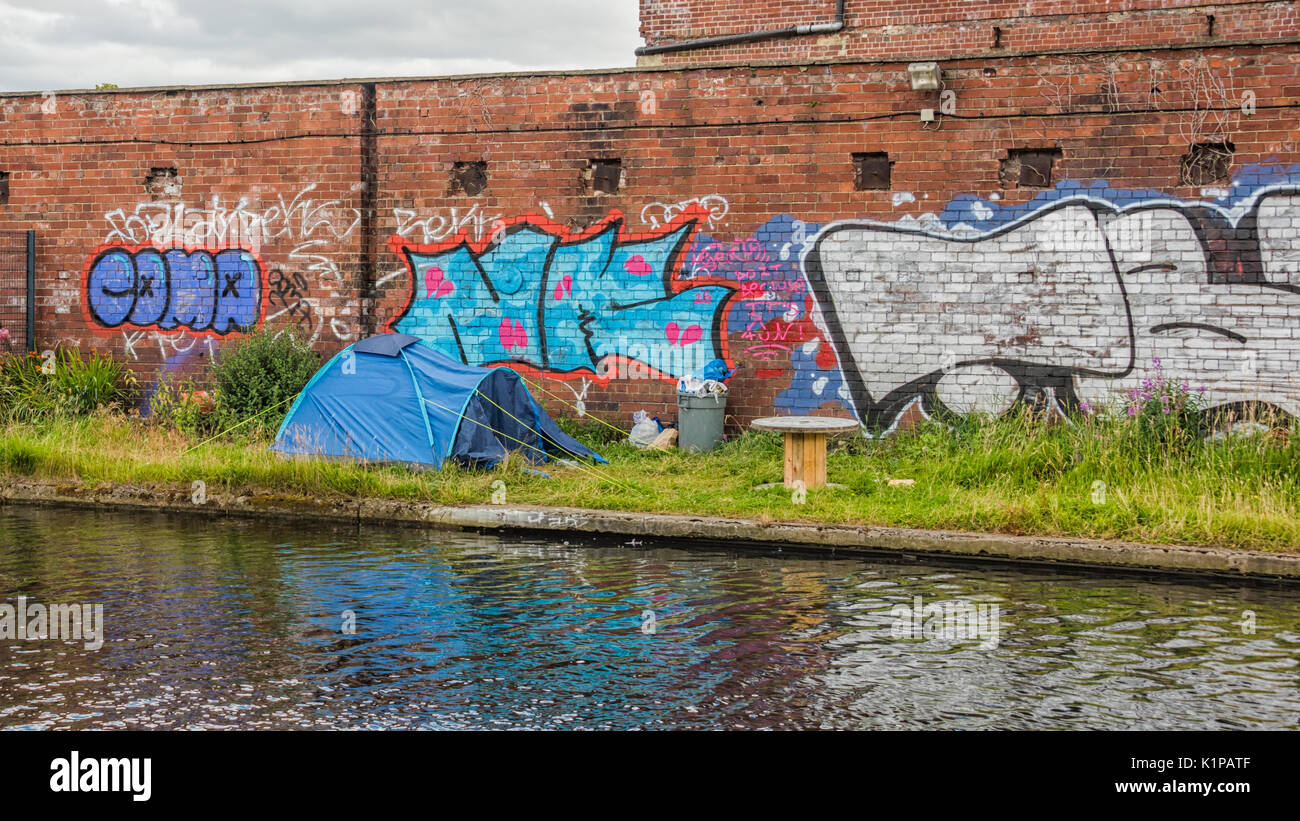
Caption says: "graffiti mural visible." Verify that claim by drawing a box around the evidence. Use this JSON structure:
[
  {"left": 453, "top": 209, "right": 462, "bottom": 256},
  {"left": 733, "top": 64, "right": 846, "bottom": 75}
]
[
  {"left": 682, "top": 215, "right": 850, "bottom": 415},
  {"left": 84, "top": 245, "right": 265, "bottom": 335},
  {"left": 386, "top": 204, "right": 736, "bottom": 381},
  {"left": 802, "top": 167, "right": 1300, "bottom": 431},
  {"left": 100, "top": 184, "right": 362, "bottom": 349},
  {"left": 75, "top": 168, "right": 1300, "bottom": 432}
]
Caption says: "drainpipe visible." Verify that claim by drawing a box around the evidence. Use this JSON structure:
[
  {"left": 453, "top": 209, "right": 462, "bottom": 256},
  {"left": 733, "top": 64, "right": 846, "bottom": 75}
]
[{"left": 635, "top": 0, "right": 845, "bottom": 57}]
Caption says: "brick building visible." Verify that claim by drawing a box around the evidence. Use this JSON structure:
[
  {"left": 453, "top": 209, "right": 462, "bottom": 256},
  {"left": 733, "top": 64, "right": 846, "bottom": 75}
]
[{"left": 1, "top": 0, "right": 1297, "bottom": 433}]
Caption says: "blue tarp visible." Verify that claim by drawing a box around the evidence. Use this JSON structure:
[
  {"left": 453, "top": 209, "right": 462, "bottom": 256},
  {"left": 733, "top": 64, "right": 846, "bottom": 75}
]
[{"left": 271, "top": 334, "right": 605, "bottom": 470}]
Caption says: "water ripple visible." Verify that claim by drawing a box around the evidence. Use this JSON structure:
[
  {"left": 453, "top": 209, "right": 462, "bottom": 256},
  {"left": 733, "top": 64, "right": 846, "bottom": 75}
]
[{"left": 0, "top": 507, "right": 1297, "bottom": 730}]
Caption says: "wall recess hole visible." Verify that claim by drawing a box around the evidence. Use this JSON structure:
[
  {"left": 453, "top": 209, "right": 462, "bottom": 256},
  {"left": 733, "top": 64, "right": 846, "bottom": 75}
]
[
  {"left": 1000, "top": 148, "right": 1061, "bottom": 188},
  {"left": 586, "top": 159, "right": 623, "bottom": 194},
  {"left": 1180, "top": 142, "right": 1234, "bottom": 185},
  {"left": 450, "top": 161, "right": 488, "bottom": 196},
  {"left": 144, "top": 167, "right": 180, "bottom": 200},
  {"left": 852, "top": 152, "right": 892, "bottom": 190},
  {"left": 0, "top": 171, "right": 9, "bottom": 205},
  {"left": 992, "top": 26, "right": 1002, "bottom": 49}
]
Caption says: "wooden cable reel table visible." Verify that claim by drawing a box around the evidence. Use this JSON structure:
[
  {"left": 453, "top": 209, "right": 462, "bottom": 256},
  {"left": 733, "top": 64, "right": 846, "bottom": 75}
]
[{"left": 749, "top": 415, "right": 861, "bottom": 490}]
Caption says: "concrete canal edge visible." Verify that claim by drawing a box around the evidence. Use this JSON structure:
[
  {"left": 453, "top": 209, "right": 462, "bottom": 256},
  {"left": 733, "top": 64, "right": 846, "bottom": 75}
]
[{"left": 2, "top": 478, "right": 1298, "bottom": 581}]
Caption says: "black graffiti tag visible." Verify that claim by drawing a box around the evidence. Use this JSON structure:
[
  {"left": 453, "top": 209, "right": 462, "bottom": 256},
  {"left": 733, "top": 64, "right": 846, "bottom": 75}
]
[{"left": 267, "top": 268, "right": 315, "bottom": 338}]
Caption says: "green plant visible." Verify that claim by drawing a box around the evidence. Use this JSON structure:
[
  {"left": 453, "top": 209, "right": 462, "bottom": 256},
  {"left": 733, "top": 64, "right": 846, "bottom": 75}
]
[
  {"left": 49, "top": 348, "right": 136, "bottom": 415},
  {"left": 0, "top": 436, "right": 39, "bottom": 474},
  {"left": 1116, "top": 358, "right": 1208, "bottom": 446},
  {"left": 210, "top": 331, "right": 319, "bottom": 435},
  {"left": 0, "top": 348, "right": 134, "bottom": 422},
  {"left": 0, "top": 352, "right": 53, "bottom": 421},
  {"left": 148, "top": 373, "right": 219, "bottom": 436}
]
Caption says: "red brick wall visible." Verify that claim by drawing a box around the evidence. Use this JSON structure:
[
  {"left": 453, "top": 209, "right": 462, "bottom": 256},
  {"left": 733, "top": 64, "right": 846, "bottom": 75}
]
[
  {"left": 638, "top": 0, "right": 1300, "bottom": 64},
  {"left": 2, "top": 39, "right": 1298, "bottom": 433},
  {"left": 640, "top": 0, "right": 840, "bottom": 47},
  {"left": 0, "top": 84, "right": 363, "bottom": 380}
]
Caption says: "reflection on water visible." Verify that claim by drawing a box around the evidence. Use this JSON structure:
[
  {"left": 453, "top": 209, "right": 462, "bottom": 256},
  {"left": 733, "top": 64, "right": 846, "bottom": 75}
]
[{"left": 0, "top": 506, "right": 1296, "bottom": 730}]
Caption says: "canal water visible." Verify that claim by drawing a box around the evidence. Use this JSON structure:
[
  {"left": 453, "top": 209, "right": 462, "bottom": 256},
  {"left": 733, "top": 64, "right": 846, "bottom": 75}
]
[{"left": 0, "top": 506, "right": 1296, "bottom": 730}]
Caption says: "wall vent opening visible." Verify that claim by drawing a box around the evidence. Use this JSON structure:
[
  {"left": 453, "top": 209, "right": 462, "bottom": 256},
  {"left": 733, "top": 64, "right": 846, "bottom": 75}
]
[
  {"left": 450, "top": 161, "right": 488, "bottom": 196},
  {"left": 144, "top": 167, "right": 180, "bottom": 200},
  {"left": 1180, "top": 142, "right": 1234, "bottom": 185},
  {"left": 587, "top": 159, "right": 623, "bottom": 194},
  {"left": 853, "top": 152, "right": 892, "bottom": 190},
  {"left": 1000, "top": 148, "right": 1061, "bottom": 188}
]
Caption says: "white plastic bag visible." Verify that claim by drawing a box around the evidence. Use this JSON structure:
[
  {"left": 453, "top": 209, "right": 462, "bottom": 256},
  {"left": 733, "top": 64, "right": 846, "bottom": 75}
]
[
  {"left": 676, "top": 376, "right": 728, "bottom": 397},
  {"left": 629, "top": 410, "right": 660, "bottom": 449}
]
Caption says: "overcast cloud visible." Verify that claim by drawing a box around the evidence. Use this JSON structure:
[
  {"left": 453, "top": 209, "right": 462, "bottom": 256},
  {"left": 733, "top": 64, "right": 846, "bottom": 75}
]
[{"left": 0, "top": 0, "right": 642, "bottom": 92}]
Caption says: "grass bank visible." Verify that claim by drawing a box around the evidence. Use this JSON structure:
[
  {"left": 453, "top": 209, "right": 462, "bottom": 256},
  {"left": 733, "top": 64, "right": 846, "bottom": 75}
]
[{"left": 1, "top": 409, "right": 1297, "bottom": 553}]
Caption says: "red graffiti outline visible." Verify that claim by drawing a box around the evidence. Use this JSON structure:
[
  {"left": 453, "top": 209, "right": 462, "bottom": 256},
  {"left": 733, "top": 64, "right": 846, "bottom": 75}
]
[
  {"left": 81, "top": 241, "right": 271, "bottom": 341},
  {"left": 384, "top": 203, "right": 738, "bottom": 385}
]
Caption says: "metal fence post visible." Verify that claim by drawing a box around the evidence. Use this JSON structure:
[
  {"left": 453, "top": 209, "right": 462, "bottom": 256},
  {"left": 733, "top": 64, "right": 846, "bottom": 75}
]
[{"left": 25, "top": 229, "right": 35, "bottom": 352}]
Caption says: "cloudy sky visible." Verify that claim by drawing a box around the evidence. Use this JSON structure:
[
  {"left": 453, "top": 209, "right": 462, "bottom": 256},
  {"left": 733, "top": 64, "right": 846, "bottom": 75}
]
[{"left": 0, "top": 0, "right": 642, "bottom": 92}]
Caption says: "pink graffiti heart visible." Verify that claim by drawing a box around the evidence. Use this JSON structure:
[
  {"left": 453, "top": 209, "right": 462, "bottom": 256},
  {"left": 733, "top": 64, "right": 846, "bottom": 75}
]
[
  {"left": 424, "top": 266, "right": 454, "bottom": 299},
  {"left": 499, "top": 318, "right": 528, "bottom": 350},
  {"left": 624, "top": 254, "right": 652, "bottom": 277},
  {"left": 552, "top": 274, "right": 573, "bottom": 301},
  {"left": 664, "top": 322, "right": 703, "bottom": 346}
]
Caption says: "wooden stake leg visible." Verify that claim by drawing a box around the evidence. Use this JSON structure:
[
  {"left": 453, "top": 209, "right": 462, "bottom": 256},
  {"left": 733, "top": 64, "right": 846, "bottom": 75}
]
[{"left": 783, "top": 432, "right": 828, "bottom": 490}]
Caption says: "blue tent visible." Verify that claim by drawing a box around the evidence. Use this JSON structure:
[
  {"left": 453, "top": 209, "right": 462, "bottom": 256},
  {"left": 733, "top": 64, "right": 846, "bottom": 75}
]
[{"left": 271, "top": 333, "right": 605, "bottom": 470}]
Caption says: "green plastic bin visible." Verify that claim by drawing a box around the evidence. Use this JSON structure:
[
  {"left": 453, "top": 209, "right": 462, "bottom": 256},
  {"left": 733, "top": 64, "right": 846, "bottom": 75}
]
[{"left": 677, "top": 393, "right": 726, "bottom": 453}]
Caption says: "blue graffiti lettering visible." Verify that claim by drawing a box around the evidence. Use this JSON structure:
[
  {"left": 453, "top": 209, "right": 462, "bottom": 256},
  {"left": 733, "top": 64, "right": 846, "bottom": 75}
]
[{"left": 86, "top": 246, "right": 263, "bottom": 335}]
